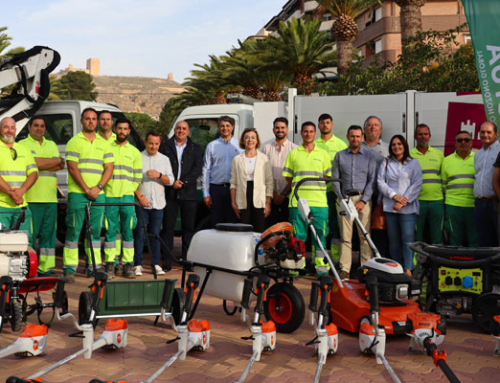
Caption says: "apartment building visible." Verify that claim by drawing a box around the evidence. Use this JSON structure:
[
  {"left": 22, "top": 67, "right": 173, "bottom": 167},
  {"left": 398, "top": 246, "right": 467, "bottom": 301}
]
[{"left": 257, "top": 0, "right": 470, "bottom": 65}]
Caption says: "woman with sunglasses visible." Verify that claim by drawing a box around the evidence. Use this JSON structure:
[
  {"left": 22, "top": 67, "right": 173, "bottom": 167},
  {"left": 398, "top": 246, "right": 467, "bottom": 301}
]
[{"left": 377, "top": 135, "right": 422, "bottom": 275}]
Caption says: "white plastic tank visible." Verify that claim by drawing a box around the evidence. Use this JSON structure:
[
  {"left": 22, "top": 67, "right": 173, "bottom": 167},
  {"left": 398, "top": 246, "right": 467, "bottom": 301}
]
[{"left": 187, "top": 226, "right": 260, "bottom": 304}]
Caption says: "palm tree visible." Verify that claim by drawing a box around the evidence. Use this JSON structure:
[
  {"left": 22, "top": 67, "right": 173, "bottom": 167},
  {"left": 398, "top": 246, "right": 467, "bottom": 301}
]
[
  {"left": 185, "top": 55, "right": 230, "bottom": 105},
  {"left": 316, "top": 0, "right": 380, "bottom": 78},
  {"left": 395, "top": 0, "right": 426, "bottom": 48},
  {"left": 267, "top": 17, "right": 336, "bottom": 95},
  {"left": 0, "top": 26, "right": 23, "bottom": 60}
]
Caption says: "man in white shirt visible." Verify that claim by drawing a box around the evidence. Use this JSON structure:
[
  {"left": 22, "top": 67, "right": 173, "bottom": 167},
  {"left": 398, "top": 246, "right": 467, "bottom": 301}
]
[
  {"left": 134, "top": 131, "right": 174, "bottom": 276},
  {"left": 262, "top": 117, "right": 297, "bottom": 227}
]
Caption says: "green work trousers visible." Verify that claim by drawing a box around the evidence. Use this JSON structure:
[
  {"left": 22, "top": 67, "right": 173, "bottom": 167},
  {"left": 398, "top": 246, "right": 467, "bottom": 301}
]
[
  {"left": 0, "top": 206, "right": 33, "bottom": 246},
  {"left": 29, "top": 203, "right": 57, "bottom": 273},
  {"left": 63, "top": 193, "right": 105, "bottom": 272},
  {"left": 290, "top": 206, "right": 329, "bottom": 269},
  {"left": 445, "top": 204, "right": 478, "bottom": 247},
  {"left": 104, "top": 196, "right": 136, "bottom": 264},
  {"left": 416, "top": 200, "right": 444, "bottom": 244}
]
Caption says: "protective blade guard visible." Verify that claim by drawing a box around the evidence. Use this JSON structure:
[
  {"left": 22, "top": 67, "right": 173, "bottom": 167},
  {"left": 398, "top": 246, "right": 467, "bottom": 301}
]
[
  {"left": 406, "top": 313, "right": 445, "bottom": 354},
  {"left": 0, "top": 324, "right": 48, "bottom": 358},
  {"left": 236, "top": 274, "right": 276, "bottom": 383}
]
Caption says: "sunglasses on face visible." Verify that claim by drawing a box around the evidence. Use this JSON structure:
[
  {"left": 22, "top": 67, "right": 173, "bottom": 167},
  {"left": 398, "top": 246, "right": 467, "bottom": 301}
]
[
  {"left": 10, "top": 147, "right": 17, "bottom": 160},
  {"left": 456, "top": 138, "right": 471, "bottom": 143}
]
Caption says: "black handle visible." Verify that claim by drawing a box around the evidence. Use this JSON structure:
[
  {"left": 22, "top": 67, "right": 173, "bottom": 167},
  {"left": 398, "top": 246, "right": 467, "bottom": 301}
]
[
  {"left": 309, "top": 281, "right": 320, "bottom": 313},
  {"left": 365, "top": 275, "right": 380, "bottom": 313},
  {"left": 241, "top": 277, "right": 254, "bottom": 310},
  {"left": 11, "top": 207, "right": 26, "bottom": 230},
  {"left": 183, "top": 274, "right": 200, "bottom": 315},
  {"left": 90, "top": 272, "right": 108, "bottom": 314},
  {"left": 424, "top": 338, "right": 461, "bottom": 383},
  {"left": 0, "top": 276, "right": 13, "bottom": 316},
  {"left": 318, "top": 275, "right": 333, "bottom": 318},
  {"left": 253, "top": 274, "right": 270, "bottom": 315},
  {"left": 160, "top": 280, "right": 174, "bottom": 310},
  {"left": 293, "top": 177, "right": 345, "bottom": 203},
  {"left": 54, "top": 279, "right": 66, "bottom": 309}
]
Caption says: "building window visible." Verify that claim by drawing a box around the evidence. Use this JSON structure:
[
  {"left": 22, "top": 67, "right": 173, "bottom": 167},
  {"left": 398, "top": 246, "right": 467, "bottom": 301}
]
[
  {"left": 374, "top": 7, "right": 382, "bottom": 22},
  {"left": 323, "top": 13, "right": 332, "bottom": 21},
  {"left": 464, "top": 34, "right": 472, "bottom": 44},
  {"left": 375, "top": 39, "right": 382, "bottom": 53}
]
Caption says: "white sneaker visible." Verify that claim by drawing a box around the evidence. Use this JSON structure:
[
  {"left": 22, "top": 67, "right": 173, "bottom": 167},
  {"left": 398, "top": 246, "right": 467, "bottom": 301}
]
[
  {"left": 155, "top": 265, "right": 165, "bottom": 275},
  {"left": 134, "top": 265, "right": 143, "bottom": 276}
]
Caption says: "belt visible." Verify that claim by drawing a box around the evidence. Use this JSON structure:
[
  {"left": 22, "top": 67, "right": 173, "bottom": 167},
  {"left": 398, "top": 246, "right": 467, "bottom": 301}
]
[
  {"left": 477, "top": 197, "right": 495, "bottom": 202},
  {"left": 345, "top": 190, "right": 362, "bottom": 197},
  {"left": 212, "top": 183, "right": 231, "bottom": 188}
]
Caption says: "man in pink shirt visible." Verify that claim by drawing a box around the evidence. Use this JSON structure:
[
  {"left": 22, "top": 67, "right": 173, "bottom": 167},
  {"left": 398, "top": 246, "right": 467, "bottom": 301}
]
[{"left": 262, "top": 117, "right": 298, "bottom": 227}]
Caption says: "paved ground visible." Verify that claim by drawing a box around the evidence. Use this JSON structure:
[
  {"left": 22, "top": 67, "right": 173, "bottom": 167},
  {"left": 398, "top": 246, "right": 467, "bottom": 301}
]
[{"left": 2, "top": 240, "right": 500, "bottom": 382}]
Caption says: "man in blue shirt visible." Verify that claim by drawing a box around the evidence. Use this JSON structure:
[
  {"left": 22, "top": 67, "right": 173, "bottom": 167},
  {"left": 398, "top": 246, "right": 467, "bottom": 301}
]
[{"left": 201, "top": 116, "right": 242, "bottom": 225}]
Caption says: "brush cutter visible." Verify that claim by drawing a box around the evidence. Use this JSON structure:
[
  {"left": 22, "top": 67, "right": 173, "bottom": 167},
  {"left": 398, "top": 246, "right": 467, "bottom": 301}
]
[
  {"left": 307, "top": 275, "right": 338, "bottom": 383},
  {"left": 235, "top": 273, "right": 276, "bottom": 383}
]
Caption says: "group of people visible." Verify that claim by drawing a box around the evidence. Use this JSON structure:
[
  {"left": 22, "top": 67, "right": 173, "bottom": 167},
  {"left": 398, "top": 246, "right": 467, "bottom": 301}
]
[{"left": 0, "top": 108, "right": 498, "bottom": 283}]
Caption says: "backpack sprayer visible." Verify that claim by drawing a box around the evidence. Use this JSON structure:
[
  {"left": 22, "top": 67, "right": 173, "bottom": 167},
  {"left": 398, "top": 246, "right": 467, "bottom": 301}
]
[
  {"left": 307, "top": 275, "right": 338, "bottom": 383},
  {"left": 234, "top": 273, "right": 276, "bottom": 383},
  {"left": 142, "top": 274, "right": 210, "bottom": 383}
]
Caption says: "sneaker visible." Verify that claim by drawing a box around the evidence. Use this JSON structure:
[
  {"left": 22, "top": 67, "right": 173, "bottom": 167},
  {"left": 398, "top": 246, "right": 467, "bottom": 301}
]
[
  {"left": 115, "top": 263, "right": 124, "bottom": 276},
  {"left": 105, "top": 263, "right": 115, "bottom": 279},
  {"left": 155, "top": 265, "right": 166, "bottom": 275},
  {"left": 123, "top": 263, "right": 136, "bottom": 279},
  {"left": 62, "top": 271, "right": 75, "bottom": 284},
  {"left": 134, "top": 265, "right": 143, "bottom": 276},
  {"left": 339, "top": 270, "right": 350, "bottom": 280}
]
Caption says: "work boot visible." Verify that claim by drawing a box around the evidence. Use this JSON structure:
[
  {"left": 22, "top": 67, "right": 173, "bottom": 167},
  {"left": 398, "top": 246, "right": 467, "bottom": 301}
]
[
  {"left": 339, "top": 270, "right": 350, "bottom": 280},
  {"left": 123, "top": 263, "right": 135, "bottom": 279},
  {"left": 62, "top": 270, "right": 75, "bottom": 284},
  {"left": 315, "top": 266, "right": 329, "bottom": 279},
  {"left": 115, "top": 263, "right": 124, "bottom": 276},
  {"left": 105, "top": 263, "right": 115, "bottom": 279}
]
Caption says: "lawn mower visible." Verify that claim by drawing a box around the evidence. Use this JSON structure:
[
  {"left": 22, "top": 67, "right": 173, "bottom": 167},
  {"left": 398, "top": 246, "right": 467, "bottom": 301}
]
[
  {"left": 410, "top": 241, "right": 500, "bottom": 333},
  {"left": 0, "top": 209, "right": 67, "bottom": 334},
  {"left": 293, "top": 177, "right": 422, "bottom": 336}
]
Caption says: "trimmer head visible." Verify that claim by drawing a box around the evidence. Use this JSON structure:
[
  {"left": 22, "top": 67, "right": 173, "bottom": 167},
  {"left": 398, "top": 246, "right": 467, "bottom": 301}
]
[{"left": 406, "top": 313, "right": 446, "bottom": 354}]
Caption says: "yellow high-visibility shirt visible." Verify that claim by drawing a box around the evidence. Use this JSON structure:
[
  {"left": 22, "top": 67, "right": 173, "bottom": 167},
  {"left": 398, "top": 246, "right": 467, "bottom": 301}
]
[
  {"left": 441, "top": 151, "right": 475, "bottom": 207},
  {"left": 105, "top": 141, "right": 143, "bottom": 197},
  {"left": 315, "top": 135, "right": 347, "bottom": 192},
  {"left": 19, "top": 135, "right": 60, "bottom": 203},
  {"left": 410, "top": 146, "right": 444, "bottom": 201}
]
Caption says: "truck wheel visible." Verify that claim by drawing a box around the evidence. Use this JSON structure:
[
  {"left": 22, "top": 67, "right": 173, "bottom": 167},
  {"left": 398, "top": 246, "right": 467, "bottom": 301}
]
[
  {"left": 171, "top": 288, "right": 185, "bottom": 326},
  {"left": 472, "top": 293, "right": 500, "bottom": 333},
  {"left": 10, "top": 300, "right": 23, "bottom": 332},
  {"left": 265, "top": 282, "right": 305, "bottom": 333}
]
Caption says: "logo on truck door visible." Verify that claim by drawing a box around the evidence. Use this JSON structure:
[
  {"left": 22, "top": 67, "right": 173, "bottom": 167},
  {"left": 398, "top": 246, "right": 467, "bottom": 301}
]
[{"left": 445, "top": 102, "right": 486, "bottom": 155}]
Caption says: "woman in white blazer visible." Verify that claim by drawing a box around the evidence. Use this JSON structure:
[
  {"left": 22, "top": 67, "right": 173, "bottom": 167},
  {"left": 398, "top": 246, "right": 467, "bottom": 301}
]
[{"left": 230, "top": 128, "right": 274, "bottom": 232}]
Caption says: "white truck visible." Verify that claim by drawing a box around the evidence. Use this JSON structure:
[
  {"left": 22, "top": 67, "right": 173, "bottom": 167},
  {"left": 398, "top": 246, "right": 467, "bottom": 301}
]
[{"left": 172, "top": 89, "right": 487, "bottom": 231}]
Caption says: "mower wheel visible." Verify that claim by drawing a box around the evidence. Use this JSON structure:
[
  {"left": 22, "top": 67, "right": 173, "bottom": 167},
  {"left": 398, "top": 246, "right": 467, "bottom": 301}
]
[
  {"left": 10, "top": 300, "right": 23, "bottom": 332},
  {"left": 171, "top": 288, "right": 185, "bottom": 326},
  {"left": 78, "top": 291, "right": 93, "bottom": 326},
  {"left": 472, "top": 293, "right": 500, "bottom": 333},
  {"left": 265, "top": 282, "right": 305, "bottom": 333}
]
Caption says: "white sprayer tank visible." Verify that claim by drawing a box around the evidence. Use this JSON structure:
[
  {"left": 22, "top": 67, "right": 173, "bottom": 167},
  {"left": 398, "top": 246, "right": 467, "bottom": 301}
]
[{"left": 187, "top": 224, "right": 260, "bottom": 304}]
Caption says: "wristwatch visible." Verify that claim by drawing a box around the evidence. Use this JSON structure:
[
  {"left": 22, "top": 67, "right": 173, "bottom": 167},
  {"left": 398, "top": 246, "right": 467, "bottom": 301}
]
[{"left": 97, "top": 183, "right": 103, "bottom": 190}]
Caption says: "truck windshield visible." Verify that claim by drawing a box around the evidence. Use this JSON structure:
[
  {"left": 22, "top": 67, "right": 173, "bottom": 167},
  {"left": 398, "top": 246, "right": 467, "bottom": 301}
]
[
  {"left": 184, "top": 118, "right": 220, "bottom": 152},
  {"left": 16, "top": 113, "right": 73, "bottom": 145}
]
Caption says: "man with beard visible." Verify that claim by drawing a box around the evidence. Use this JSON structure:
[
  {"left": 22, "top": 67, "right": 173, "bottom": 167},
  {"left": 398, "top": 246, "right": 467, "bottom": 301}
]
[
  {"left": 103, "top": 118, "right": 142, "bottom": 279},
  {"left": 63, "top": 108, "right": 114, "bottom": 283},
  {"left": 19, "top": 117, "right": 64, "bottom": 276},
  {"left": 0, "top": 117, "right": 38, "bottom": 245},
  {"left": 262, "top": 117, "right": 297, "bottom": 227},
  {"left": 98, "top": 110, "right": 116, "bottom": 142}
]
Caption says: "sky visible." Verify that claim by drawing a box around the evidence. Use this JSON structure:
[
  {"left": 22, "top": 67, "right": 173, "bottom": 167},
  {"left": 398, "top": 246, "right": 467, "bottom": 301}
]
[{"left": 3, "top": 0, "right": 285, "bottom": 83}]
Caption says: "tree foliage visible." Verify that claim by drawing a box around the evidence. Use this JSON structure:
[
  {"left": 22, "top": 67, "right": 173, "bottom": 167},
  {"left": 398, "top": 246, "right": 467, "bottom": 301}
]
[
  {"left": 53, "top": 71, "right": 98, "bottom": 101},
  {"left": 318, "top": 25, "right": 479, "bottom": 95},
  {"left": 124, "top": 112, "right": 160, "bottom": 139}
]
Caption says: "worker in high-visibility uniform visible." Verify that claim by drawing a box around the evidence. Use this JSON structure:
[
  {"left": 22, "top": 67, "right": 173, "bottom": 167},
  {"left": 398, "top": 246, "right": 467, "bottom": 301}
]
[
  {"left": 283, "top": 121, "right": 332, "bottom": 278},
  {"left": 441, "top": 130, "right": 477, "bottom": 247},
  {"left": 314, "top": 113, "right": 347, "bottom": 261},
  {"left": 0, "top": 117, "right": 38, "bottom": 244},
  {"left": 19, "top": 117, "right": 64, "bottom": 276},
  {"left": 410, "top": 123, "right": 444, "bottom": 244},
  {"left": 63, "top": 108, "right": 114, "bottom": 283},
  {"left": 103, "top": 118, "right": 142, "bottom": 279}
]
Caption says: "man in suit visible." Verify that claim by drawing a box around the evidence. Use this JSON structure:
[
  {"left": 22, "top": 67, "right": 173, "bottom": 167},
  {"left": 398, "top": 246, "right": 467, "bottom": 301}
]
[{"left": 160, "top": 120, "right": 203, "bottom": 269}]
